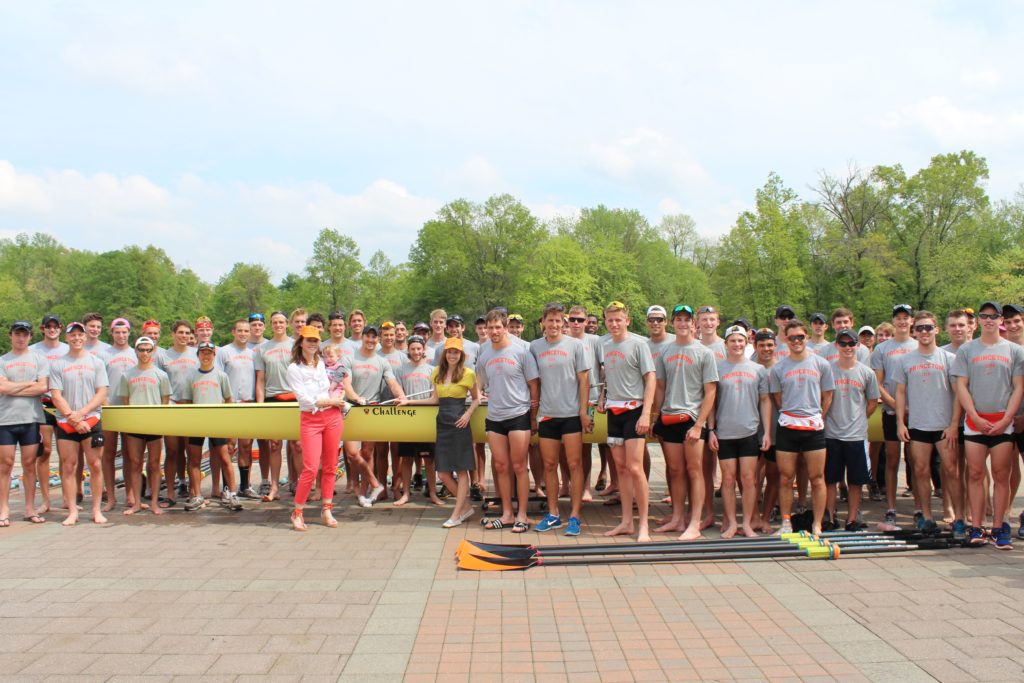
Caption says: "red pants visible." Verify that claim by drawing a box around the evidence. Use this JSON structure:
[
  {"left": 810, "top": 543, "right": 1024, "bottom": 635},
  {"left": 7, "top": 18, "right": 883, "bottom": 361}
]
[{"left": 295, "top": 407, "right": 343, "bottom": 505}]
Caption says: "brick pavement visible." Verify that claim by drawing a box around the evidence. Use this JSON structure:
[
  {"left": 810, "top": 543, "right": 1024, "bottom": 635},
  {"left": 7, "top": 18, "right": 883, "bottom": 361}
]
[{"left": 2, "top": 453, "right": 1024, "bottom": 682}]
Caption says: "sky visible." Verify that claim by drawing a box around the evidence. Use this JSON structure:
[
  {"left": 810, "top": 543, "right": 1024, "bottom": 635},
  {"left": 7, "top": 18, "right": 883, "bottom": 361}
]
[{"left": 2, "top": 2, "right": 1023, "bottom": 282}]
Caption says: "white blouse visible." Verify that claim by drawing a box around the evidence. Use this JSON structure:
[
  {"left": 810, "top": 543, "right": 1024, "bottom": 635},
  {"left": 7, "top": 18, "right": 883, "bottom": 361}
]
[{"left": 285, "top": 359, "right": 331, "bottom": 413}]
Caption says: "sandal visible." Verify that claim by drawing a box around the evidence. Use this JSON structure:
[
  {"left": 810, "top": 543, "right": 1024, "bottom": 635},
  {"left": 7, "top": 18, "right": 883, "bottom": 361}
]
[
  {"left": 23, "top": 514, "right": 46, "bottom": 524},
  {"left": 0, "top": 518, "right": 9, "bottom": 528},
  {"left": 321, "top": 503, "right": 338, "bottom": 528},
  {"left": 291, "top": 508, "right": 307, "bottom": 532},
  {"left": 481, "top": 517, "right": 508, "bottom": 530},
  {"left": 511, "top": 521, "right": 530, "bottom": 533}
]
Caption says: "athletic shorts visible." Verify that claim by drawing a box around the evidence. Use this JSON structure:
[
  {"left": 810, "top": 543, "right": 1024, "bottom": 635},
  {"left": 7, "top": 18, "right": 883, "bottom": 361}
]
[
  {"left": 964, "top": 433, "right": 1015, "bottom": 447},
  {"left": 0, "top": 422, "right": 41, "bottom": 447},
  {"left": 716, "top": 434, "right": 760, "bottom": 460},
  {"left": 776, "top": 426, "right": 825, "bottom": 453},
  {"left": 1015, "top": 432, "right": 1024, "bottom": 453},
  {"left": 55, "top": 421, "right": 103, "bottom": 444},
  {"left": 882, "top": 412, "right": 899, "bottom": 442},
  {"left": 43, "top": 410, "right": 57, "bottom": 428},
  {"left": 538, "top": 416, "right": 582, "bottom": 440},
  {"left": 188, "top": 436, "right": 229, "bottom": 448},
  {"left": 485, "top": 411, "right": 531, "bottom": 436},
  {"left": 654, "top": 418, "right": 708, "bottom": 444},
  {"left": 124, "top": 432, "right": 161, "bottom": 443},
  {"left": 825, "top": 439, "right": 871, "bottom": 485},
  {"left": 398, "top": 442, "right": 434, "bottom": 458},
  {"left": 607, "top": 406, "right": 645, "bottom": 441},
  {"left": 909, "top": 429, "right": 944, "bottom": 445},
  {"left": 761, "top": 446, "right": 777, "bottom": 463}
]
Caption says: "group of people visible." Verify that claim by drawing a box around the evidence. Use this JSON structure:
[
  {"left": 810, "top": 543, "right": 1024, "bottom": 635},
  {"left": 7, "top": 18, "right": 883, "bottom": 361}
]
[{"left": 1, "top": 300, "right": 1022, "bottom": 548}]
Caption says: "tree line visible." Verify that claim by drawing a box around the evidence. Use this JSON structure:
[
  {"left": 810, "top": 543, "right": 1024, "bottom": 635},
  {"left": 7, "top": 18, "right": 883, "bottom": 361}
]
[{"left": 2, "top": 150, "right": 1022, "bottom": 352}]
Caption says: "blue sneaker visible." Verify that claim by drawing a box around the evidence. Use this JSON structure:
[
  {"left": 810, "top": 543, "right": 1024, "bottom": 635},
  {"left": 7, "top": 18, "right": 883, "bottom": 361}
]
[
  {"left": 1018, "top": 512, "right": 1024, "bottom": 539},
  {"left": 535, "top": 513, "right": 562, "bottom": 532},
  {"left": 565, "top": 516, "right": 581, "bottom": 536},
  {"left": 952, "top": 519, "right": 967, "bottom": 542},
  {"left": 994, "top": 522, "right": 1013, "bottom": 550},
  {"left": 968, "top": 526, "right": 987, "bottom": 546}
]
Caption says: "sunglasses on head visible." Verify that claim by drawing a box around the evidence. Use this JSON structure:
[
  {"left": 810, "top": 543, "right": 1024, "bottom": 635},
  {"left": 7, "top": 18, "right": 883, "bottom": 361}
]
[{"left": 249, "top": 313, "right": 265, "bottom": 321}]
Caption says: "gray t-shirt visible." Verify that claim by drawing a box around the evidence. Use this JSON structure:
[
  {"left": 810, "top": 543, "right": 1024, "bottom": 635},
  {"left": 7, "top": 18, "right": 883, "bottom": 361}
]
[
  {"left": 602, "top": 335, "right": 656, "bottom": 402},
  {"left": 116, "top": 366, "right": 171, "bottom": 405},
  {"left": 216, "top": 343, "right": 256, "bottom": 401},
  {"left": 647, "top": 336, "right": 675, "bottom": 366},
  {"left": 825, "top": 361, "right": 880, "bottom": 441},
  {"left": 0, "top": 350, "right": 48, "bottom": 425},
  {"left": 29, "top": 340, "right": 68, "bottom": 362},
  {"left": 344, "top": 351, "right": 395, "bottom": 403},
  {"left": 378, "top": 348, "right": 405, "bottom": 400},
  {"left": 254, "top": 339, "right": 294, "bottom": 398},
  {"left": 714, "top": 358, "right": 768, "bottom": 439},
  {"left": 702, "top": 338, "right": 727, "bottom": 362},
  {"left": 807, "top": 340, "right": 831, "bottom": 357},
  {"left": 655, "top": 340, "right": 719, "bottom": 419},
  {"left": 476, "top": 342, "right": 540, "bottom": 421},
  {"left": 102, "top": 346, "right": 137, "bottom": 406},
  {"left": 397, "top": 360, "right": 434, "bottom": 398},
  {"left": 892, "top": 348, "right": 956, "bottom": 431},
  {"left": 817, "top": 341, "right": 871, "bottom": 364},
  {"left": 425, "top": 336, "right": 447, "bottom": 356},
  {"left": 49, "top": 354, "right": 109, "bottom": 420},
  {"left": 530, "top": 336, "right": 590, "bottom": 419},
  {"left": 870, "top": 338, "right": 918, "bottom": 414},
  {"left": 183, "top": 367, "right": 232, "bottom": 405},
  {"left": 433, "top": 338, "right": 481, "bottom": 370},
  {"left": 769, "top": 354, "right": 836, "bottom": 417},
  {"left": 158, "top": 347, "right": 200, "bottom": 402},
  {"left": 951, "top": 338, "right": 1024, "bottom": 414},
  {"left": 85, "top": 339, "right": 111, "bottom": 357}
]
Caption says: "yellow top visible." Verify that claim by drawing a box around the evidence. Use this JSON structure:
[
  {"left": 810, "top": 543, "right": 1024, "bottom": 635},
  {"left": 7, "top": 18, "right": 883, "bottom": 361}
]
[{"left": 432, "top": 366, "right": 476, "bottom": 399}]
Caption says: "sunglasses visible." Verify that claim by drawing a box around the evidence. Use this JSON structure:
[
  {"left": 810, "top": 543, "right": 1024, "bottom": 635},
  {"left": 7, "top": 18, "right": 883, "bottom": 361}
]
[
  {"left": 568, "top": 317, "right": 586, "bottom": 323},
  {"left": 913, "top": 324, "right": 936, "bottom": 333},
  {"left": 136, "top": 347, "right": 154, "bottom": 353},
  {"left": 787, "top": 335, "right": 806, "bottom": 343},
  {"left": 672, "top": 304, "right": 693, "bottom": 316},
  {"left": 249, "top": 313, "right": 265, "bottom": 321},
  {"left": 647, "top": 317, "right": 666, "bottom": 324},
  {"left": 836, "top": 340, "right": 858, "bottom": 348},
  {"left": 698, "top": 306, "right": 716, "bottom": 314},
  {"left": 978, "top": 312, "right": 1001, "bottom": 320}
]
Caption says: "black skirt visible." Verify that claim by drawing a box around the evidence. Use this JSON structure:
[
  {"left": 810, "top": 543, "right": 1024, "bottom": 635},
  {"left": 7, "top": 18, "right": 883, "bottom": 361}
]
[{"left": 435, "top": 397, "right": 475, "bottom": 472}]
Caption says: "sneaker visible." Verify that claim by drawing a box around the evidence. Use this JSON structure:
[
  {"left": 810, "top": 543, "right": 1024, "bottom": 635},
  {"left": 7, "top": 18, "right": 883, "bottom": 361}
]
[
  {"left": 914, "top": 511, "right": 925, "bottom": 530},
  {"left": 240, "top": 486, "right": 261, "bottom": 500},
  {"left": 994, "top": 522, "right": 1013, "bottom": 550},
  {"left": 769, "top": 505, "right": 780, "bottom": 523},
  {"left": 220, "top": 492, "right": 233, "bottom": 507},
  {"left": 227, "top": 494, "right": 243, "bottom": 511},
  {"left": 184, "top": 496, "right": 205, "bottom": 512},
  {"left": 779, "top": 518, "right": 793, "bottom": 535},
  {"left": 365, "top": 484, "right": 384, "bottom": 505},
  {"left": 968, "top": 526, "right": 987, "bottom": 546},
  {"left": 176, "top": 481, "right": 188, "bottom": 498},
  {"left": 412, "top": 473, "right": 423, "bottom": 490},
  {"left": 357, "top": 495, "right": 372, "bottom": 509},
  {"left": 878, "top": 509, "right": 901, "bottom": 532},
  {"left": 1018, "top": 512, "right": 1024, "bottom": 539},
  {"left": 258, "top": 481, "right": 271, "bottom": 497},
  {"left": 821, "top": 511, "right": 839, "bottom": 532},
  {"left": 952, "top": 519, "right": 967, "bottom": 542},
  {"left": 470, "top": 483, "right": 483, "bottom": 502},
  {"left": 869, "top": 482, "right": 881, "bottom": 501},
  {"left": 535, "top": 514, "right": 562, "bottom": 532},
  {"left": 845, "top": 519, "right": 868, "bottom": 532},
  {"left": 565, "top": 516, "right": 581, "bottom": 536}
]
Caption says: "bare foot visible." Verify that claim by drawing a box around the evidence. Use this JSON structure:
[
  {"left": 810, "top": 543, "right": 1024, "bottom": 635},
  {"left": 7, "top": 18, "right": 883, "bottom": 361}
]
[
  {"left": 810, "top": 525, "right": 822, "bottom": 537},
  {"left": 393, "top": 495, "right": 410, "bottom": 507},
  {"left": 582, "top": 488, "right": 593, "bottom": 503},
  {"left": 661, "top": 496, "right": 672, "bottom": 504},
  {"left": 720, "top": 524, "right": 738, "bottom": 539},
  {"left": 430, "top": 497, "right": 447, "bottom": 507},
  {"left": 102, "top": 500, "right": 115, "bottom": 513},
  {"left": 61, "top": 502, "right": 83, "bottom": 511},
  {"left": 601, "top": 487, "right": 619, "bottom": 497},
  {"left": 93, "top": 512, "right": 108, "bottom": 524},
  {"left": 38, "top": 504, "right": 50, "bottom": 515},
  {"left": 140, "top": 503, "right": 150, "bottom": 510},
  {"left": 558, "top": 487, "right": 569, "bottom": 498},
  {"left": 654, "top": 520, "right": 684, "bottom": 533},
  {"left": 61, "top": 514, "right": 78, "bottom": 527},
  {"left": 679, "top": 526, "right": 704, "bottom": 541},
  {"left": 605, "top": 523, "right": 635, "bottom": 537},
  {"left": 309, "top": 489, "right": 322, "bottom": 502},
  {"left": 699, "top": 515, "right": 715, "bottom": 530},
  {"left": 637, "top": 531, "right": 652, "bottom": 542},
  {"left": 123, "top": 506, "right": 142, "bottom": 516},
  {"left": 151, "top": 506, "right": 164, "bottom": 516},
  {"left": 740, "top": 526, "right": 758, "bottom": 537}
]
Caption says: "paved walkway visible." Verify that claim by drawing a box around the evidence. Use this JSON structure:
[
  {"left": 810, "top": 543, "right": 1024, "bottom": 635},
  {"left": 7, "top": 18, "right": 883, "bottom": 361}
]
[{"left": 2, "top": 454, "right": 1024, "bottom": 682}]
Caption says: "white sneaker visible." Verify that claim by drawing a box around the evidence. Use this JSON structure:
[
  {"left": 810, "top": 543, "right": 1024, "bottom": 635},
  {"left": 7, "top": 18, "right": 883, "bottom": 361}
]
[
  {"left": 367, "top": 484, "right": 385, "bottom": 505},
  {"left": 357, "top": 496, "right": 372, "bottom": 508},
  {"left": 228, "top": 494, "right": 243, "bottom": 511}
]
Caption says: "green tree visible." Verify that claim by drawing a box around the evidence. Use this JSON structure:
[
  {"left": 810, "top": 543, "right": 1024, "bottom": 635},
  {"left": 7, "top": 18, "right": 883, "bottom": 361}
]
[
  {"left": 210, "top": 263, "right": 276, "bottom": 331},
  {"left": 306, "top": 228, "right": 363, "bottom": 313}
]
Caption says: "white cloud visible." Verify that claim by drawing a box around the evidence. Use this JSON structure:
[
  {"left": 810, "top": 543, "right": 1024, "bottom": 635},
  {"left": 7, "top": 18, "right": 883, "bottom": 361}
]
[
  {"left": 879, "top": 96, "right": 1024, "bottom": 147},
  {"left": 960, "top": 67, "right": 1002, "bottom": 89},
  {"left": 587, "top": 128, "right": 714, "bottom": 194}
]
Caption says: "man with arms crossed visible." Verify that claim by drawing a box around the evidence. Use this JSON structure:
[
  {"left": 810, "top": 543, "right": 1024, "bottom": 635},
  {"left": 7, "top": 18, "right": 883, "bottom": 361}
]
[
  {"left": 770, "top": 319, "right": 835, "bottom": 536},
  {"left": 219, "top": 319, "right": 259, "bottom": 498},
  {"left": 0, "top": 321, "right": 48, "bottom": 526},
  {"left": 30, "top": 314, "right": 68, "bottom": 513},
  {"left": 158, "top": 321, "right": 199, "bottom": 507},
  {"left": 100, "top": 317, "right": 136, "bottom": 511},
  {"left": 531, "top": 302, "right": 591, "bottom": 536},
  {"left": 600, "top": 301, "right": 656, "bottom": 542}
]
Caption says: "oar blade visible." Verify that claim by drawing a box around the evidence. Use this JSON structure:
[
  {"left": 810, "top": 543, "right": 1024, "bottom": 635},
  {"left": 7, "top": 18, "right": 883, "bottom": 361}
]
[
  {"left": 455, "top": 539, "right": 532, "bottom": 559},
  {"left": 457, "top": 552, "right": 536, "bottom": 572}
]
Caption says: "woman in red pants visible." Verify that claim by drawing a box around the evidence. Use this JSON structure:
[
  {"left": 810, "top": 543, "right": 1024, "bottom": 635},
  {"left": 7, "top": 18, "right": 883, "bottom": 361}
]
[{"left": 286, "top": 325, "right": 347, "bottom": 531}]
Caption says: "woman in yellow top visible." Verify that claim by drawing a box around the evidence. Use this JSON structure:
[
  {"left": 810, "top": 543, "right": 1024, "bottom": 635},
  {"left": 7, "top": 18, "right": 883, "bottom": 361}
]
[{"left": 411, "top": 337, "right": 481, "bottom": 527}]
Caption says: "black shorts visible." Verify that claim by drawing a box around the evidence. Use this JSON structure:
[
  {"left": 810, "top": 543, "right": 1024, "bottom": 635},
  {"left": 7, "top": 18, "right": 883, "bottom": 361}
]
[
  {"left": 717, "top": 434, "right": 760, "bottom": 460},
  {"left": 124, "top": 432, "right": 161, "bottom": 443},
  {"left": 398, "top": 442, "right": 434, "bottom": 458},
  {"left": 485, "top": 411, "right": 531, "bottom": 436},
  {"left": 538, "top": 416, "right": 582, "bottom": 440},
  {"left": 607, "top": 407, "right": 645, "bottom": 441},
  {"left": 1015, "top": 432, "right": 1024, "bottom": 453},
  {"left": 654, "top": 417, "right": 709, "bottom": 444},
  {"left": 964, "top": 433, "right": 1015, "bottom": 448},
  {"left": 43, "top": 410, "right": 57, "bottom": 428},
  {"left": 55, "top": 421, "right": 103, "bottom": 444},
  {"left": 776, "top": 426, "right": 825, "bottom": 453},
  {"left": 761, "top": 446, "right": 777, "bottom": 463},
  {"left": 909, "top": 429, "right": 944, "bottom": 445},
  {"left": 882, "top": 412, "right": 899, "bottom": 442},
  {"left": 188, "top": 437, "right": 229, "bottom": 449},
  {"left": 825, "top": 439, "right": 871, "bottom": 485},
  {"left": 0, "top": 422, "right": 41, "bottom": 447}
]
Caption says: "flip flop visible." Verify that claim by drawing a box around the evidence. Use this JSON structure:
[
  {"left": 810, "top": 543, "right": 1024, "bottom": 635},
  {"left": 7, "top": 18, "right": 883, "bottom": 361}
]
[
  {"left": 0, "top": 518, "right": 9, "bottom": 528},
  {"left": 23, "top": 515, "right": 46, "bottom": 524},
  {"left": 481, "top": 518, "right": 509, "bottom": 530},
  {"left": 511, "top": 521, "right": 530, "bottom": 533},
  {"left": 158, "top": 498, "right": 176, "bottom": 509}
]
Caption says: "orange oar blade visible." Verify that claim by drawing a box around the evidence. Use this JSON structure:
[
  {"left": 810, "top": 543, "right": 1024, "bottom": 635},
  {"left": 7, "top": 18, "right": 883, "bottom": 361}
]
[
  {"left": 457, "top": 552, "right": 535, "bottom": 571},
  {"left": 455, "top": 540, "right": 531, "bottom": 560}
]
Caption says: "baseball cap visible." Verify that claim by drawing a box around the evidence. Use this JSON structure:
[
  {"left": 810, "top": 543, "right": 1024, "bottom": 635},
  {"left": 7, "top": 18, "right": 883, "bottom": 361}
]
[
  {"left": 723, "top": 325, "right": 747, "bottom": 340},
  {"left": 646, "top": 305, "right": 667, "bottom": 318},
  {"left": 810, "top": 312, "right": 827, "bottom": 324},
  {"left": 110, "top": 317, "right": 131, "bottom": 330},
  {"left": 836, "top": 329, "right": 858, "bottom": 343},
  {"left": 363, "top": 324, "right": 379, "bottom": 336},
  {"left": 142, "top": 319, "right": 161, "bottom": 329},
  {"left": 892, "top": 303, "right": 914, "bottom": 317},
  {"left": 413, "top": 321, "right": 429, "bottom": 332},
  {"left": 197, "top": 341, "right": 217, "bottom": 351},
  {"left": 298, "top": 325, "right": 321, "bottom": 340},
  {"left": 444, "top": 337, "right": 464, "bottom": 351},
  {"left": 134, "top": 336, "right": 155, "bottom": 349},
  {"left": 508, "top": 313, "right": 524, "bottom": 322},
  {"left": 407, "top": 335, "right": 425, "bottom": 346},
  {"left": 474, "top": 315, "right": 486, "bottom": 325},
  {"left": 65, "top": 322, "right": 85, "bottom": 334},
  {"left": 979, "top": 301, "right": 1002, "bottom": 314},
  {"left": 1003, "top": 304, "right": 1024, "bottom": 318},
  {"left": 730, "top": 318, "right": 751, "bottom": 331},
  {"left": 775, "top": 305, "right": 796, "bottom": 319},
  {"left": 380, "top": 321, "right": 395, "bottom": 329},
  {"left": 9, "top": 320, "right": 32, "bottom": 333},
  {"left": 754, "top": 328, "right": 776, "bottom": 342},
  {"left": 446, "top": 314, "right": 464, "bottom": 325},
  {"left": 858, "top": 325, "right": 875, "bottom": 336},
  {"left": 671, "top": 304, "right": 694, "bottom": 318},
  {"left": 41, "top": 314, "right": 61, "bottom": 326}
]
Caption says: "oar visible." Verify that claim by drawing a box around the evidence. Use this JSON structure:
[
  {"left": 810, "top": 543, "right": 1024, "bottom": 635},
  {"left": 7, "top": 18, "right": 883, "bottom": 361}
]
[{"left": 375, "top": 390, "right": 435, "bottom": 406}]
